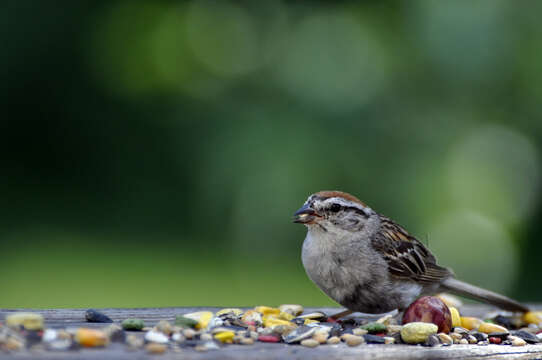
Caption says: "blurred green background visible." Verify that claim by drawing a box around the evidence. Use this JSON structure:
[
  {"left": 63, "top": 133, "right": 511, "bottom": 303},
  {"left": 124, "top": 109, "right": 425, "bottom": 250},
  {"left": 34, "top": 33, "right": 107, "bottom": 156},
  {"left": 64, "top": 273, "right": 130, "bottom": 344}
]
[{"left": 1, "top": 1, "right": 541, "bottom": 309}]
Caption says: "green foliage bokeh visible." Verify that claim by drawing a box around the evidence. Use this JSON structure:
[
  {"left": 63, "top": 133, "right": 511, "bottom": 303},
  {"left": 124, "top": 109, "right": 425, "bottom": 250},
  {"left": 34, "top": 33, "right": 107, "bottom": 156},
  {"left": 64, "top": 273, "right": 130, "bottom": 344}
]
[{"left": 1, "top": 0, "right": 541, "bottom": 308}]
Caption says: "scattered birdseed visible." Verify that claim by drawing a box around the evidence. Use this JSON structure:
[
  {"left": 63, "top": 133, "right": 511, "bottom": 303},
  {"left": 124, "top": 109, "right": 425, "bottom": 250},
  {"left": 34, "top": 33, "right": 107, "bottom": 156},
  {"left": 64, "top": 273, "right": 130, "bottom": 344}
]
[
  {"left": 0, "top": 302, "right": 540, "bottom": 355},
  {"left": 300, "top": 338, "right": 319, "bottom": 348}
]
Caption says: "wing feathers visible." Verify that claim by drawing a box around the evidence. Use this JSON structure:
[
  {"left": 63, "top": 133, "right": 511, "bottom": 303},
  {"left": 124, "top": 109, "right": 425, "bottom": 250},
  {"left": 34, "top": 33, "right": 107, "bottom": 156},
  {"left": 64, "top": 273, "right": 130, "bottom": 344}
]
[{"left": 373, "top": 216, "right": 452, "bottom": 284}]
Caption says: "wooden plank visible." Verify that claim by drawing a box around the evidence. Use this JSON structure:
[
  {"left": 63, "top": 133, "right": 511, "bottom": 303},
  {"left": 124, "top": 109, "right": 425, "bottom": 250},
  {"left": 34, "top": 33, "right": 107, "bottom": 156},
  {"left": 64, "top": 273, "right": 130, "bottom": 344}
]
[{"left": 1, "top": 306, "right": 541, "bottom": 360}]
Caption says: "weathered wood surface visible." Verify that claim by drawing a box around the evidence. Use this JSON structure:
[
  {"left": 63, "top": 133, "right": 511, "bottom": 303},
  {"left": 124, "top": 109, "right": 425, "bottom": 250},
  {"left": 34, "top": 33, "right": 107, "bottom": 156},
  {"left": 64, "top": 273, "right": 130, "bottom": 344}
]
[{"left": 1, "top": 305, "right": 541, "bottom": 360}]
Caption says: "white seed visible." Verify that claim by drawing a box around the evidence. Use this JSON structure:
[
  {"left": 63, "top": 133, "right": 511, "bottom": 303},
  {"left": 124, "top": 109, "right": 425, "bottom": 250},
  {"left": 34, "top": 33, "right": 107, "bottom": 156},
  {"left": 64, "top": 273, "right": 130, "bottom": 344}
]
[
  {"left": 240, "top": 337, "right": 254, "bottom": 345},
  {"left": 352, "top": 328, "right": 368, "bottom": 336},
  {"left": 301, "top": 339, "right": 319, "bottom": 348},
  {"left": 384, "top": 337, "right": 395, "bottom": 344},
  {"left": 342, "top": 334, "right": 364, "bottom": 347},
  {"left": 313, "top": 333, "right": 328, "bottom": 344},
  {"left": 509, "top": 336, "right": 526, "bottom": 347},
  {"left": 200, "top": 333, "right": 212, "bottom": 342},
  {"left": 437, "top": 333, "right": 453, "bottom": 345},
  {"left": 182, "top": 328, "right": 196, "bottom": 339}
]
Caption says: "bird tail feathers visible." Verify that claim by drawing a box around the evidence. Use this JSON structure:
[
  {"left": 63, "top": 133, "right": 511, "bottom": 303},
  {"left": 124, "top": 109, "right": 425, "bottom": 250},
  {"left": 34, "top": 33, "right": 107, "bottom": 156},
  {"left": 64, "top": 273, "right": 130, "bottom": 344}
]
[{"left": 440, "top": 277, "right": 529, "bottom": 313}]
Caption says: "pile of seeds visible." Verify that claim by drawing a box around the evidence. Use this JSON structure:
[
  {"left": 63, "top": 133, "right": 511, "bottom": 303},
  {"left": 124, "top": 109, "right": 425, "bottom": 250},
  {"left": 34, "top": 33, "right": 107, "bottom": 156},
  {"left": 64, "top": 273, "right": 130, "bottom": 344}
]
[{"left": 1, "top": 297, "right": 541, "bottom": 354}]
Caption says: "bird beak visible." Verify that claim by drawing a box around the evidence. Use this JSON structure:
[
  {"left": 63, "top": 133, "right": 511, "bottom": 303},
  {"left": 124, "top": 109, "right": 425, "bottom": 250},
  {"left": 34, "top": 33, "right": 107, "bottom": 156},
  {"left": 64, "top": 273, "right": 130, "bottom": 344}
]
[{"left": 293, "top": 203, "right": 318, "bottom": 224}]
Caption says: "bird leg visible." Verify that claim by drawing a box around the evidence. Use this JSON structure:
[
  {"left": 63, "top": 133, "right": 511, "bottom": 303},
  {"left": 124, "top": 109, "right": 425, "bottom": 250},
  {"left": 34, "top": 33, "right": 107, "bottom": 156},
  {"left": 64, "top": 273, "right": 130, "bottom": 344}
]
[{"left": 328, "top": 309, "right": 354, "bottom": 320}]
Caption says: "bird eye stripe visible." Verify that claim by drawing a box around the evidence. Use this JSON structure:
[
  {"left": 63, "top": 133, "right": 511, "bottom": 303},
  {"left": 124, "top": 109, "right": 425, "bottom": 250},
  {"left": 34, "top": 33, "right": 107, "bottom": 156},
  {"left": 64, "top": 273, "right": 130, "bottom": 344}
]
[{"left": 326, "top": 204, "right": 369, "bottom": 218}]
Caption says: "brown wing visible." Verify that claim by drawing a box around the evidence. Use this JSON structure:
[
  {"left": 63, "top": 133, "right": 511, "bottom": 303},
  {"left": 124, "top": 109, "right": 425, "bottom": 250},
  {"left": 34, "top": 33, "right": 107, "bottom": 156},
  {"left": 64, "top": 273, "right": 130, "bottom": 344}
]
[{"left": 371, "top": 216, "right": 452, "bottom": 284}]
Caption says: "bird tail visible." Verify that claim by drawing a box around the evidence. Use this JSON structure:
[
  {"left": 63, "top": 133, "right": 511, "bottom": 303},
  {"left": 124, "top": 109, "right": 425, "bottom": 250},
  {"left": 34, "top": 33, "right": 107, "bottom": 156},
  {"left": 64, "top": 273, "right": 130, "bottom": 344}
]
[{"left": 440, "top": 277, "right": 529, "bottom": 313}]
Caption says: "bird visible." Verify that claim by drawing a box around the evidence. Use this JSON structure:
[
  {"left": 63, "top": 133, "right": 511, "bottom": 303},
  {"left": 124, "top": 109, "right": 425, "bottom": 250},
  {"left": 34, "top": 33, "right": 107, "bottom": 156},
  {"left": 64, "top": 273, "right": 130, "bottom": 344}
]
[{"left": 293, "top": 190, "right": 529, "bottom": 317}]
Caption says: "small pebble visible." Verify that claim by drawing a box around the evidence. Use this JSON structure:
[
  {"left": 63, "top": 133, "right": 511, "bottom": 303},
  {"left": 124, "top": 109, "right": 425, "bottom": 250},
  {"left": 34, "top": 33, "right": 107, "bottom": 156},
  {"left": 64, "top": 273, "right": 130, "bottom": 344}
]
[
  {"left": 478, "top": 322, "right": 508, "bottom": 334},
  {"left": 298, "top": 312, "right": 327, "bottom": 321},
  {"left": 424, "top": 334, "right": 440, "bottom": 347},
  {"left": 103, "top": 324, "right": 125, "bottom": 343},
  {"left": 470, "top": 331, "right": 488, "bottom": 343},
  {"left": 384, "top": 336, "right": 395, "bottom": 344},
  {"left": 85, "top": 309, "right": 113, "bottom": 323},
  {"left": 278, "top": 312, "right": 295, "bottom": 321},
  {"left": 453, "top": 326, "right": 469, "bottom": 335},
  {"left": 301, "top": 338, "right": 319, "bottom": 348},
  {"left": 6, "top": 313, "right": 44, "bottom": 331},
  {"left": 122, "top": 318, "right": 145, "bottom": 331},
  {"left": 182, "top": 311, "right": 213, "bottom": 330},
  {"left": 257, "top": 327, "right": 274, "bottom": 336},
  {"left": 195, "top": 341, "right": 219, "bottom": 352},
  {"left": 75, "top": 328, "right": 108, "bottom": 347},
  {"left": 512, "top": 330, "right": 540, "bottom": 344},
  {"left": 459, "top": 338, "right": 469, "bottom": 345},
  {"left": 171, "top": 332, "right": 185, "bottom": 343},
  {"left": 327, "top": 336, "right": 340, "bottom": 344},
  {"left": 263, "top": 317, "right": 292, "bottom": 328},
  {"left": 57, "top": 330, "right": 71, "bottom": 340},
  {"left": 155, "top": 320, "right": 172, "bottom": 335},
  {"left": 437, "top": 333, "right": 453, "bottom": 345},
  {"left": 283, "top": 326, "right": 315, "bottom": 343},
  {"left": 126, "top": 334, "right": 144, "bottom": 348},
  {"left": 254, "top": 306, "right": 280, "bottom": 316},
  {"left": 258, "top": 335, "right": 280, "bottom": 343},
  {"left": 487, "top": 332, "right": 509, "bottom": 340},
  {"left": 461, "top": 317, "right": 483, "bottom": 331},
  {"left": 467, "top": 335, "right": 477, "bottom": 344},
  {"left": 450, "top": 333, "right": 463, "bottom": 343},
  {"left": 214, "top": 331, "right": 235, "bottom": 343},
  {"left": 146, "top": 342, "right": 167, "bottom": 354},
  {"left": 509, "top": 335, "right": 527, "bottom": 346},
  {"left": 272, "top": 324, "right": 296, "bottom": 335},
  {"left": 386, "top": 325, "right": 402, "bottom": 334},
  {"left": 145, "top": 330, "right": 169, "bottom": 344},
  {"left": 364, "top": 334, "right": 386, "bottom": 344},
  {"left": 352, "top": 328, "right": 369, "bottom": 336},
  {"left": 194, "top": 345, "right": 208, "bottom": 352},
  {"left": 489, "top": 336, "right": 502, "bottom": 344},
  {"left": 4, "top": 337, "right": 24, "bottom": 351},
  {"left": 279, "top": 304, "right": 304, "bottom": 317},
  {"left": 360, "top": 322, "right": 387, "bottom": 334},
  {"left": 47, "top": 339, "right": 72, "bottom": 351},
  {"left": 449, "top": 307, "right": 461, "bottom": 328},
  {"left": 242, "top": 310, "right": 263, "bottom": 325},
  {"left": 240, "top": 337, "right": 254, "bottom": 345},
  {"left": 313, "top": 332, "right": 328, "bottom": 344},
  {"left": 342, "top": 334, "right": 364, "bottom": 347},
  {"left": 175, "top": 315, "right": 198, "bottom": 328},
  {"left": 400, "top": 322, "right": 438, "bottom": 344},
  {"left": 216, "top": 308, "right": 243, "bottom": 317},
  {"left": 200, "top": 333, "right": 212, "bottom": 341},
  {"left": 183, "top": 328, "right": 196, "bottom": 339},
  {"left": 43, "top": 329, "right": 58, "bottom": 343}
]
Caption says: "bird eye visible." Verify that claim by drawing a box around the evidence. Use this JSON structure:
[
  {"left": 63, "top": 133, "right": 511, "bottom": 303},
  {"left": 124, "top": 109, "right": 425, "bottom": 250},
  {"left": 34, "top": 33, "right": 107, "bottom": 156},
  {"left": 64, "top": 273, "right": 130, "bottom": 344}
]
[{"left": 329, "top": 204, "right": 341, "bottom": 212}]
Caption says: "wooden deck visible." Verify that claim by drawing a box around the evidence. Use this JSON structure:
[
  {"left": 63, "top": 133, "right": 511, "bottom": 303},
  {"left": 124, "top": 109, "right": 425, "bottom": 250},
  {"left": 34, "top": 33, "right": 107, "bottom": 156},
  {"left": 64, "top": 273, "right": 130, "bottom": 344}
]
[{"left": 1, "top": 305, "right": 541, "bottom": 359}]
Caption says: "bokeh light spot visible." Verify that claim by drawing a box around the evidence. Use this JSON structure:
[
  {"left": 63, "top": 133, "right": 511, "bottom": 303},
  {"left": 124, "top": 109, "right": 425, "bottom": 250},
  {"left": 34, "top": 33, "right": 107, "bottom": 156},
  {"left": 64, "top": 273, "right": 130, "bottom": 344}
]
[
  {"left": 185, "top": 1, "right": 261, "bottom": 77},
  {"left": 428, "top": 210, "right": 518, "bottom": 294},
  {"left": 447, "top": 125, "right": 540, "bottom": 226},
  {"left": 273, "top": 10, "right": 389, "bottom": 110}
]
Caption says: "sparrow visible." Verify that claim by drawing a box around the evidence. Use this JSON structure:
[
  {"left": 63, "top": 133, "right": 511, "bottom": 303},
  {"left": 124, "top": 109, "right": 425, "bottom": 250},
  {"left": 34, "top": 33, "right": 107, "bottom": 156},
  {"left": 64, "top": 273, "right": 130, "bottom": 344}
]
[{"left": 293, "top": 190, "right": 529, "bottom": 316}]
